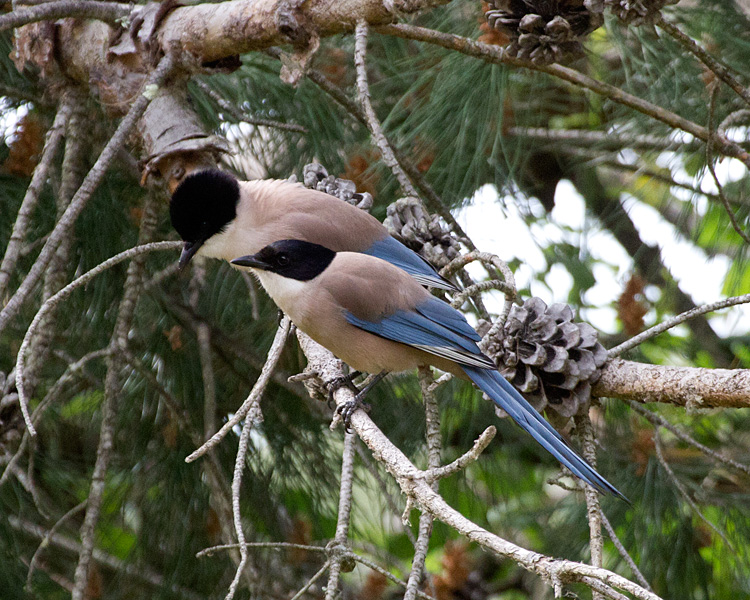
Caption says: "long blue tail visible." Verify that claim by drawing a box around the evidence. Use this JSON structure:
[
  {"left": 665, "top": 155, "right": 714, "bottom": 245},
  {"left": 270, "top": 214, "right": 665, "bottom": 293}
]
[{"left": 462, "top": 366, "right": 626, "bottom": 500}]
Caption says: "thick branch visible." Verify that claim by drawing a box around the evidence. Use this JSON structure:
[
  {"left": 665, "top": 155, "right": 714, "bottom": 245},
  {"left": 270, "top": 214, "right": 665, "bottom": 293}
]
[
  {"left": 157, "top": 0, "right": 449, "bottom": 64},
  {"left": 594, "top": 359, "right": 750, "bottom": 408}
]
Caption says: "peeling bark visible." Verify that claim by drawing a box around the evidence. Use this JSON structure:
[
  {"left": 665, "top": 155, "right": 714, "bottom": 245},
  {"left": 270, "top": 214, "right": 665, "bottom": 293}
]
[
  {"left": 157, "top": 0, "right": 449, "bottom": 63},
  {"left": 40, "top": 0, "right": 450, "bottom": 115}
]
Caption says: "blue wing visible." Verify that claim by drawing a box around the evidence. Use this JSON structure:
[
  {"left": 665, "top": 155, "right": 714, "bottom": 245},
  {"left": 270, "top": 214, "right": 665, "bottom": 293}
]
[
  {"left": 345, "top": 296, "right": 626, "bottom": 499},
  {"left": 345, "top": 296, "right": 495, "bottom": 369},
  {"left": 365, "top": 237, "right": 458, "bottom": 291}
]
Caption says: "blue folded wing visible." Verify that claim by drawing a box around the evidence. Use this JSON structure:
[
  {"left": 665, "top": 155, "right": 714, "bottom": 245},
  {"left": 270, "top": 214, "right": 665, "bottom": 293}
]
[
  {"left": 345, "top": 296, "right": 626, "bottom": 499},
  {"left": 365, "top": 236, "right": 458, "bottom": 291},
  {"left": 345, "top": 296, "right": 494, "bottom": 369}
]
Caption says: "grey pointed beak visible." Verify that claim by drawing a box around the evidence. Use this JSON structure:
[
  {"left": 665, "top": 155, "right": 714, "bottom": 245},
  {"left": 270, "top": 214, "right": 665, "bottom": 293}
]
[
  {"left": 179, "top": 240, "right": 204, "bottom": 269},
  {"left": 231, "top": 254, "right": 270, "bottom": 270}
]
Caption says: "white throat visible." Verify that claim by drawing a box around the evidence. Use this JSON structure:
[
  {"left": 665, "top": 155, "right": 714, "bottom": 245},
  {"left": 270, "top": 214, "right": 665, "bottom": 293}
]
[{"left": 253, "top": 270, "right": 308, "bottom": 316}]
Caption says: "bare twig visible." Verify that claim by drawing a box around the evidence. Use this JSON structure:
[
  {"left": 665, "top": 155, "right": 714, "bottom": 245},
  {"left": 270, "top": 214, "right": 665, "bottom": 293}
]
[
  {"left": 450, "top": 279, "right": 515, "bottom": 308},
  {"left": 442, "top": 250, "right": 517, "bottom": 332},
  {"left": 656, "top": 16, "right": 750, "bottom": 108},
  {"left": 185, "top": 316, "right": 292, "bottom": 462},
  {"left": 705, "top": 82, "right": 750, "bottom": 244},
  {"left": 575, "top": 413, "right": 604, "bottom": 600},
  {"left": 600, "top": 511, "right": 652, "bottom": 592},
  {"left": 15, "top": 241, "right": 181, "bottom": 435},
  {"left": 224, "top": 402, "right": 262, "bottom": 600},
  {"left": 290, "top": 561, "right": 330, "bottom": 600},
  {"left": 324, "top": 432, "right": 357, "bottom": 600},
  {"left": 194, "top": 80, "right": 307, "bottom": 133},
  {"left": 607, "top": 292, "right": 750, "bottom": 357},
  {"left": 71, "top": 191, "right": 161, "bottom": 600},
  {"left": 197, "top": 541, "right": 327, "bottom": 558},
  {"left": 627, "top": 400, "right": 750, "bottom": 476},
  {"left": 26, "top": 500, "right": 87, "bottom": 588},
  {"left": 0, "top": 1, "right": 130, "bottom": 32},
  {"left": 422, "top": 427, "right": 496, "bottom": 484},
  {"left": 720, "top": 109, "right": 750, "bottom": 131},
  {"left": 653, "top": 434, "right": 735, "bottom": 551},
  {"left": 580, "top": 576, "right": 631, "bottom": 600},
  {"left": 404, "top": 368, "right": 443, "bottom": 600},
  {"left": 354, "top": 21, "right": 420, "bottom": 198},
  {"left": 0, "top": 97, "right": 71, "bottom": 299},
  {"left": 218, "top": 319, "right": 293, "bottom": 599},
  {"left": 505, "top": 126, "right": 700, "bottom": 153},
  {"left": 0, "top": 52, "right": 176, "bottom": 336}
]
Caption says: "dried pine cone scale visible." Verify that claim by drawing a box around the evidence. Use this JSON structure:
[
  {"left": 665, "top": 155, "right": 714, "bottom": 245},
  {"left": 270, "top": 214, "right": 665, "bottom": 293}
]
[
  {"left": 485, "top": 297, "right": 608, "bottom": 419},
  {"left": 484, "top": 0, "right": 603, "bottom": 65},
  {"left": 384, "top": 197, "right": 461, "bottom": 268},
  {"left": 299, "top": 163, "right": 373, "bottom": 211}
]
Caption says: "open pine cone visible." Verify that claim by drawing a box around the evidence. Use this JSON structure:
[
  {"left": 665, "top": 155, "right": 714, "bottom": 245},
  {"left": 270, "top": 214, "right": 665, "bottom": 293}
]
[
  {"left": 593, "top": 0, "right": 678, "bottom": 26},
  {"left": 383, "top": 197, "right": 461, "bottom": 268},
  {"left": 484, "top": 0, "right": 603, "bottom": 65},
  {"left": 298, "top": 163, "right": 374, "bottom": 211},
  {"left": 482, "top": 297, "right": 608, "bottom": 419}
]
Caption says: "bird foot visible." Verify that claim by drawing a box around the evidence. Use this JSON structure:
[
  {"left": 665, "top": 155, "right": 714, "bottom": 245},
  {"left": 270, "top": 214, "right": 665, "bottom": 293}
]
[
  {"left": 335, "top": 395, "right": 372, "bottom": 432},
  {"left": 326, "top": 372, "right": 361, "bottom": 409}
]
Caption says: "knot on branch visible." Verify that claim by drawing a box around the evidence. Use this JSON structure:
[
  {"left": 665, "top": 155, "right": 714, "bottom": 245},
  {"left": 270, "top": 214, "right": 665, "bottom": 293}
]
[
  {"left": 479, "top": 297, "right": 607, "bottom": 422},
  {"left": 324, "top": 541, "right": 355, "bottom": 572},
  {"left": 299, "top": 163, "right": 374, "bottom": 211},
  {"left": 587, "top": 0, "right": 679, "bottom": 26},
  {"left": 484, "top": 0, "right": 603, "bottom": 65},
  {"left": 384, "top": 197, "right": 461, "bottom": 268}
]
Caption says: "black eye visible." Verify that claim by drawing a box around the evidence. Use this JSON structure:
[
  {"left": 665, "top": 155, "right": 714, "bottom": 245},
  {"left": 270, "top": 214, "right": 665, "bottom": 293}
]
[{"left": 276, "top": 253, "right": 290, "bottom": 267}]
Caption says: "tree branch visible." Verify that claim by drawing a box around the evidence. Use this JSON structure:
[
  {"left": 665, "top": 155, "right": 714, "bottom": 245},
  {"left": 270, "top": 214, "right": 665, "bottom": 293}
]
[
  {"left": 655, "top": 15, "right": 750, "bottom": 108},
  {"left": 0, "top": 1, "right": 130, "bottom": 32},
  {"left": 0, "top": 96, "right": 71, "bottom": 299},
  {"left": 594, "top": 359, "right": 750, "bottom": 408},
  {"left": 376, "top": 23, "right": 750, "bottom": 168},
  {"left": 0, "top": 52, "right": 176, "bottom": 336},
  {"left": 295, "top": 331, "right": 660, "bottom": 600}
]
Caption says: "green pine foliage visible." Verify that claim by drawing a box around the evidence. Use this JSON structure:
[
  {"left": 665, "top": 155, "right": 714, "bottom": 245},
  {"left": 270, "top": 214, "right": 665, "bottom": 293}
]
[{"left": 2, "top": 1, "right": 750, "bottom": 598}]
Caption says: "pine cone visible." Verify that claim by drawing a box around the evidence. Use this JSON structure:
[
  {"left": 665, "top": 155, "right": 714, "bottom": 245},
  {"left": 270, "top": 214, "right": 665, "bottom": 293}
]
[
  {"left": 299, "top": 163, "right": 374, "bottom": 211},
  {"left": 601, "top": 0, "right": 677, "bottom": 26},
  {"left": 484, "top": 0, "right": 603, "bottom": 65},
  {"left": 482, "top": 297, "right": 608, "bottom": 419},
  {"left": 383, "top": 197, "right": 461, "bottom": 268}
]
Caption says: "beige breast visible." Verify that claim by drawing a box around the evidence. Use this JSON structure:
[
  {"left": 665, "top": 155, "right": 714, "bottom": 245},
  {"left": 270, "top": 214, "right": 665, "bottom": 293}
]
[{"left": 256, "top": 252, "right": 465, "bottom": 377}]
